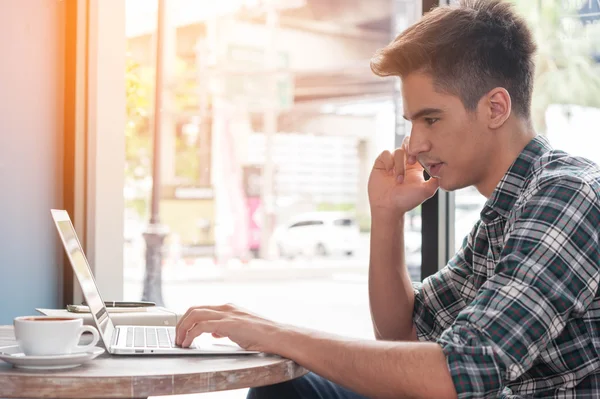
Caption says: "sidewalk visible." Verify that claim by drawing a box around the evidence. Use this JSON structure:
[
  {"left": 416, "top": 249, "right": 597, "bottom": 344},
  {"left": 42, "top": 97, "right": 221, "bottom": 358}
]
[{"left": 124, "top": 257, "right": 370, "bottom": 284}]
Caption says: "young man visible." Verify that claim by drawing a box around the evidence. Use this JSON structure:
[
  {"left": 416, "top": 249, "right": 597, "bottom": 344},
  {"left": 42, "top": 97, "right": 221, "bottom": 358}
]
[{"left": 176, "top": 1, "right": 600, "bottom": 397}]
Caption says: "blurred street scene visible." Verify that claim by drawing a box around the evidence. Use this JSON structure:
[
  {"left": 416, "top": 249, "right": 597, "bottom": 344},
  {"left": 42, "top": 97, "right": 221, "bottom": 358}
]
[{"left": 120, "top": 1, "right": 599, "bottom": 396}]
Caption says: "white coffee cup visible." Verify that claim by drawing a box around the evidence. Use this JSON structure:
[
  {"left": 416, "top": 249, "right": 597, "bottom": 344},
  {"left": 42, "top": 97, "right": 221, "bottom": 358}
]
[{"left": 13, "top": 316, "right": 100, "bottom": 356}]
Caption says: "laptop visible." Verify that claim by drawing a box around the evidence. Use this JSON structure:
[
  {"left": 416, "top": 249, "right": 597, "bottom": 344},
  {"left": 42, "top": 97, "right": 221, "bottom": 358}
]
[{"left": 51, "top": 209, "right": 259, "bottom": 356}]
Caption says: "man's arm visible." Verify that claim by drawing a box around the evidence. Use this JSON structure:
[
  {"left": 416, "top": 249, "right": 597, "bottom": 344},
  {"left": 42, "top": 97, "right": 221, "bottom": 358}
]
[
  {"left": 368, "top": 214, "right": 418, "bottom": 341},
  {"left": 370, "top": 207, "right": 479, "bottom": 343},
  {"left": 366, "top": 142, "right": 439, "bottom": 342},
  {"left": 175, "top": 306, "right": 457, "bottom": 399},
  {"left": 279, "top": 327, "right": 458, "bottom": 399}
]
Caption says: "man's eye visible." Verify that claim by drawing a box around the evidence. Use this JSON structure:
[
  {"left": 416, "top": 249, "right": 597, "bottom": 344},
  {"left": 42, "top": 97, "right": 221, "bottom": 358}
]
[{"left": 425, "top": 118, "right": 439, "bottom": 126}]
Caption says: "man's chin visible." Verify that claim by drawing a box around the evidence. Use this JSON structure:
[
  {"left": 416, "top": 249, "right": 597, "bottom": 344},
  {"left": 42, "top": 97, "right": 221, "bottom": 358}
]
[{"left": 437, "top": 178, "right": 466, "bottom": 192}]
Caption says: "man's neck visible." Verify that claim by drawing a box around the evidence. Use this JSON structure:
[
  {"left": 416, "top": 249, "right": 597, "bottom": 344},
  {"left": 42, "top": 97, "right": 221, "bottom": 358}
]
[{"left": 476, "top": 120, "right": 536, "bottom": 198}]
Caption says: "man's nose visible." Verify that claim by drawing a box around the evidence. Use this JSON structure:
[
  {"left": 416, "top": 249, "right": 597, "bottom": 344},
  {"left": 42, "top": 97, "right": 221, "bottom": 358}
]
[{"left": 407, "top": 131, "right": 430, "bottom": 157}]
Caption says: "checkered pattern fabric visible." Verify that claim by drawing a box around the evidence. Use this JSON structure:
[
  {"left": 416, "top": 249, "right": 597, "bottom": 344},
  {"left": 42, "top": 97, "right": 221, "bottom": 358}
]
[{"left": 413, "top": 136, "right": 600, "bottom": 398}]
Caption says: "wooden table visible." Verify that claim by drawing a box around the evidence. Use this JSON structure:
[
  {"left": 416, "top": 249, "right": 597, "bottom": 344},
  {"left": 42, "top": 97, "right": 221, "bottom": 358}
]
[{"left": 0, "top": 326, "right": 308, "bottom": 398}]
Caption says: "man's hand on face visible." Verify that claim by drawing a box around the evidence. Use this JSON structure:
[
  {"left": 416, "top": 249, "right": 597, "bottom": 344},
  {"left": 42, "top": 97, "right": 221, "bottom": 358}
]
[
  {"left": 175, "top": 303, "right": 282, "bottom": 352},
  {"left": 368, "top": 136, "right": 439, "bottom": 220}
]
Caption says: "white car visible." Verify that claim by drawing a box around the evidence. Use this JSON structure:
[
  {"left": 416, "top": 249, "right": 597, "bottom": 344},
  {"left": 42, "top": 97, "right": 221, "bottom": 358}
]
[{"left": 274, "top": 212, "right": 360, "bottom": 258}]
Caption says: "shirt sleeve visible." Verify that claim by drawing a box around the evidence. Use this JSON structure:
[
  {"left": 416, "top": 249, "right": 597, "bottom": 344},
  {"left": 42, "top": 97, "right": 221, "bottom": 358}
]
[
  {"left": 412, "top": 220, "right": 480, "bottom": 342},
  {"left": 438, "top": 177, "right": 600, "bottom": 398}
]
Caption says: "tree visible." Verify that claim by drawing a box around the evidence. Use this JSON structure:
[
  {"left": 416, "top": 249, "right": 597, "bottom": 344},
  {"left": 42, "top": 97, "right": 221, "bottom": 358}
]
[
  {"left": 125, "top": 57, "right": 151, "bottom": 176},
  {"left": 126, "top": 54, "right": 206, "bottom": 189},
  {"left": 512, "top": 0, "right": 600, "bottom": 133},
  {"left": 125, "top": 56, "right": 153, "bottom": 217}
]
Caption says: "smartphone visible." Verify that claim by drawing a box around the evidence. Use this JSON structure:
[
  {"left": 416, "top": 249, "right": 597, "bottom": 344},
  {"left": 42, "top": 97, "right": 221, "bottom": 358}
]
[{"left": 81, "top": 301, "right": 156, "bottom": 308}]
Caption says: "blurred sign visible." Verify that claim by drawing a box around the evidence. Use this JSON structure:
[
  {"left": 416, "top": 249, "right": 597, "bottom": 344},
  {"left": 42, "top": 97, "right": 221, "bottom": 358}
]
[{"left": 578, "top": 0, "right": 600, "bottom": 24}]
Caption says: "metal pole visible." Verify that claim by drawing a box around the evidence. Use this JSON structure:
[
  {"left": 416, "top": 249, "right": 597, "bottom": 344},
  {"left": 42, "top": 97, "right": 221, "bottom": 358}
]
[
  {"left": 142, "top": 0, "right": 168, "bottom": 306},
  {"left": 417, "top": 0, "right": 452, "bottom": 279}
]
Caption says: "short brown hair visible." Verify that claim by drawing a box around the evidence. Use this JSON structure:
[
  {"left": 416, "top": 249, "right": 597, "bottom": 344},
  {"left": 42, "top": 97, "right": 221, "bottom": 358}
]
[{"left": 371, "top": 0, "right": 537, "bottom": 118}]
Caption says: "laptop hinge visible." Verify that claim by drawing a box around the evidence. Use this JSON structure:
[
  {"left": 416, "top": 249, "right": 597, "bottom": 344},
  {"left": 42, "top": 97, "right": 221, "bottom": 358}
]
[{"left": 111, "top": 326, "right": 120, "bottom": 348}]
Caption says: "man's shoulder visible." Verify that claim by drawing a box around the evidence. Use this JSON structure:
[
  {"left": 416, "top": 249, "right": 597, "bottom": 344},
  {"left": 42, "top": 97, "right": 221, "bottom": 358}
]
[{"left": 526, "top": 149, "right": 600, "bottom": 199}]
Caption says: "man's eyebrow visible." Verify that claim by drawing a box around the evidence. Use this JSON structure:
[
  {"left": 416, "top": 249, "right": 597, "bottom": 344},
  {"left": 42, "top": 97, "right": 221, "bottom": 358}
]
[{"left": 403, "top": 108, "right": 444, "bottom": 121}]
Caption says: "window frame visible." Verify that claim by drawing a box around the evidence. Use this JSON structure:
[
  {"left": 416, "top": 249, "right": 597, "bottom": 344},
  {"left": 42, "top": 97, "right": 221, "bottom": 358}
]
[{"left": 62, "top": 0, "right": 126, "bottom": 305}]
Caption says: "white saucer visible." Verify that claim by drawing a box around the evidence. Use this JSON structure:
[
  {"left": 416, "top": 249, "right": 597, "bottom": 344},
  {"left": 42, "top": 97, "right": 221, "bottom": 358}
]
[{"left": 0, "top": 345, "right": 105, "bottom": 370}]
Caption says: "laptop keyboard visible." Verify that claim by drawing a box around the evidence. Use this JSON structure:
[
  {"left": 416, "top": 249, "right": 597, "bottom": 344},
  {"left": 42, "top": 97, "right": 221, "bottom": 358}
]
[{"left": 125, "top": 326, "right": 177, "bottom": 348}]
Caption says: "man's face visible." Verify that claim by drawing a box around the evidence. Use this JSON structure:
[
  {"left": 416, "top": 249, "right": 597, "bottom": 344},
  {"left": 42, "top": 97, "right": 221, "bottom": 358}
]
[{"left": 401, "top": 72, "right": 492, "bottom": 192}]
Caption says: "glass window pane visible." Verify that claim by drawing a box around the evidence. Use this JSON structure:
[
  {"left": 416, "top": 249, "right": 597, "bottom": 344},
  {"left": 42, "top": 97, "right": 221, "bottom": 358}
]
[
  {"left": 122, "top": 5, "right": 425, "bottom": 383},
  {"left": 405, "top": 206, "right": 422, "bottom": 281},
  {"left": 454, "top": 187, "right": 486, "bottom": 253}
]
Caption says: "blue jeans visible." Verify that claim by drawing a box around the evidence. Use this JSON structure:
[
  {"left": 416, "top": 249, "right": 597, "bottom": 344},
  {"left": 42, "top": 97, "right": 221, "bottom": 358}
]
[{"left": 247, "top": 372, "right": 370, "bottom": 399}]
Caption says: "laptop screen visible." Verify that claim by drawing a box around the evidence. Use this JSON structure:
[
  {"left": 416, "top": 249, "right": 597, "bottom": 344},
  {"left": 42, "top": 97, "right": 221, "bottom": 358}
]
[{"left": 51, "top": 209, "right": 116, "bottom": 348}]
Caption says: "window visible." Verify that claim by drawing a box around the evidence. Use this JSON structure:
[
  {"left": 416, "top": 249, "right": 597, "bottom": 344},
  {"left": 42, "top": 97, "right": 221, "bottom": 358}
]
[
  {"left": 454, "top": 187, "right": 486, "bottom": 252},
  {"left": 83, "top": 1, "right": 600, "bottom": 370},
  {"left": 122, "top": 4, "right": 426, "bottom": 378}
]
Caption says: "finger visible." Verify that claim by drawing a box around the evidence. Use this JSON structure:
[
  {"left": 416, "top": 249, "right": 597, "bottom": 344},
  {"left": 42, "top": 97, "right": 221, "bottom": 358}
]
[
  {"left": 401, "top": 135, "right": 410, "bottom": 150},
  {"left": 393, "top": 148, "right": 406, "bottom": 183},
  {"left": 177, "top": 308, "right": 226, "bottom": 343},
  {"left": 190, "top": 303, "right": 236, "bottom": 313},
  {"left": 176, "top": 308, "right": 200, "bottom": 346},
  {"left": 403, "top": 136, "right": 417, "bottom": 165},
  {"left": 177, "top": 306, "right": 201, "bottom": 331},
  {"left": 422, "top": 176, "right": 440, "bottom": 198},
  {"left": 208, "top": 303, "right": 237, "bottom": 313},
  {"left": 176, "top": 309, "right": 226, "bottom": 346},
  {"left": 177, "top": 309, "right": 215, "bottom": 346},
  {"left": 181, "top": 320, "right": 223, "bottom": 348},
  {"left": 374, "top": 150, "right": 394, "bottom": 173},
  {"left": 177, "top": 304, "right": 234, "bottom": 331}
]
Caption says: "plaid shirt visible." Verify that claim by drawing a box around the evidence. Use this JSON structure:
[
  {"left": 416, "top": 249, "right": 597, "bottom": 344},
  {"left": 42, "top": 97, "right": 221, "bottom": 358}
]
[{"left": 413, "top": 136, "right": 600, "bottom": 398}]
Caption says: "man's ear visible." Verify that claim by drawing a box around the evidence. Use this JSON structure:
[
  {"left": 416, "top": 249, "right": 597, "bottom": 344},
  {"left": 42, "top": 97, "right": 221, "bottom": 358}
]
[{"left": 485, "top": 87, "right": 511, "bottom": 129}]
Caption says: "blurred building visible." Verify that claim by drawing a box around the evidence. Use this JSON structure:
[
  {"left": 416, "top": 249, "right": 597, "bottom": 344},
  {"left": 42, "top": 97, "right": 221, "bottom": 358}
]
[{"left": 125, "top": 0, "right": 416, "bottom": 259}]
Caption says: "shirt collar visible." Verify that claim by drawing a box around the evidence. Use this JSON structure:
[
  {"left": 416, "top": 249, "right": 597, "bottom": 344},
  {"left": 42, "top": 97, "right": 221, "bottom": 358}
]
[{"left": 481, "top": 135, "right": 553, "bottom": 222}]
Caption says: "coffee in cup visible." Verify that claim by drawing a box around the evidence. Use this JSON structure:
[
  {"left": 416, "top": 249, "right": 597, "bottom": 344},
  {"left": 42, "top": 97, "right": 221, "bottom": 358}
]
[{"left": 13, "top": 316, "right": 100, "bottom": 356}]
